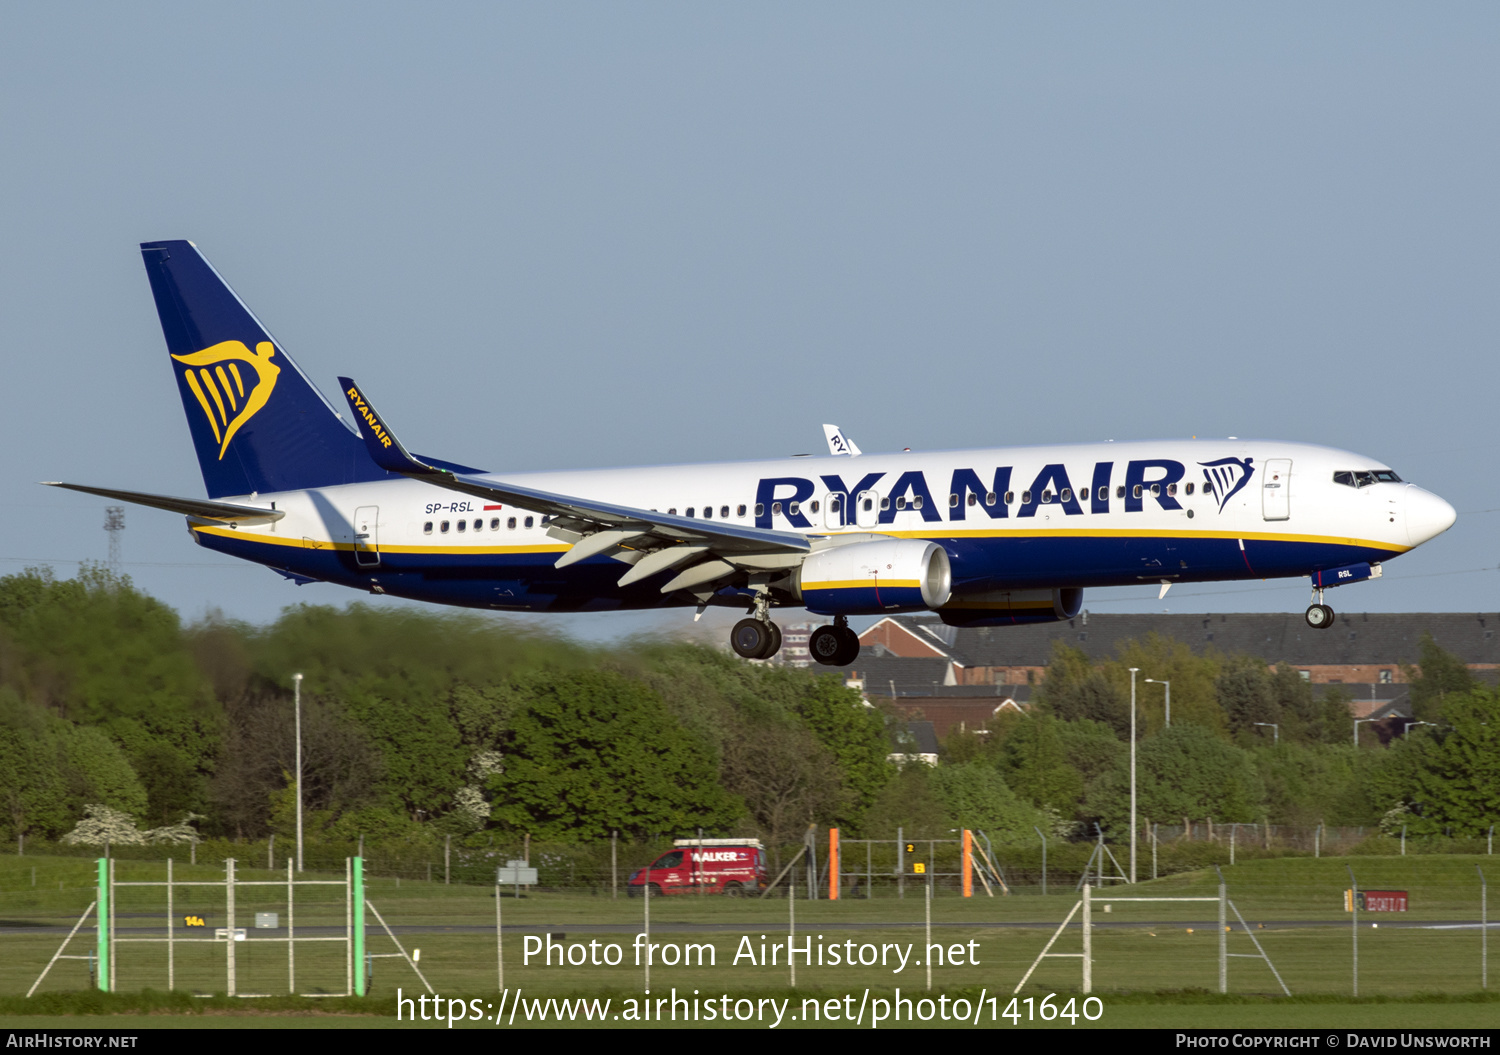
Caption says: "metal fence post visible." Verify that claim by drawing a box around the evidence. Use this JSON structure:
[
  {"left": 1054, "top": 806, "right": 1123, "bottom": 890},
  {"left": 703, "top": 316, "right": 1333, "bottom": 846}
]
[
  {"left": 95, "top": 858, "right": 108, "bottom": 992},
  {"left": 1347, "top": 865, "right": 1359, "bottom": 997}
]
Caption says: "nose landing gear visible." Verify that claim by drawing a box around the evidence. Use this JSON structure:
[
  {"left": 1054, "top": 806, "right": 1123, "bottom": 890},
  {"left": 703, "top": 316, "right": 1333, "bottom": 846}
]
[{"left": 1305, "top": 587, "right": 1335, "bottom": 629}]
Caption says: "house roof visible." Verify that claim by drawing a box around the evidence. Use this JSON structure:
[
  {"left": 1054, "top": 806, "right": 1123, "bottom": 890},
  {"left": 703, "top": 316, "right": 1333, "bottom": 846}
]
[
  {"left": 886, "top": 696, "right": 1031, "bottom": 739},
  {"left": 863, "top": 612, "right": 1500, "bottom": 669}
]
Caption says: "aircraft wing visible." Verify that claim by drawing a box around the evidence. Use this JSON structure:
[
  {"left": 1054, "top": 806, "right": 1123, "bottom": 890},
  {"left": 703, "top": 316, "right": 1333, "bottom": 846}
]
[
  {"left": 40, "top": 482, "right": 285, "bottom": 524},
  {"left": 337, "top": 379, "right": 812, "bottom": 592}
]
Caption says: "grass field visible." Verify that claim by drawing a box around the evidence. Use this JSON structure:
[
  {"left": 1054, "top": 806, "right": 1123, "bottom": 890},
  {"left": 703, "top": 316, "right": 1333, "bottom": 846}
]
[{"left": 2, "top": 852, "right": 1496, "bottom": 1029}]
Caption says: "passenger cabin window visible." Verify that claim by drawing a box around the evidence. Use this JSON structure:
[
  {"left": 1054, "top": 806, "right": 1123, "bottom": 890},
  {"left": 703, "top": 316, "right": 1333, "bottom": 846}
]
[
  {"left": 754, "top": 504, "right": 764, "bottom": 517},
  {"left": 1116, "top": 485, "right": 1126, "bottom": 499},
  {"left": 896, "top": 496, "right": 907, "bottom": 509},
  {"left": 1060, "top": 488, "right": 1072, "bottom": 502},
  {"left": 1098, "top": 486, "right": 1108, "bottom": 501},
  {"left": 984, "top": 492, "right": 995, "bottom": 506},
  {"left": 507, "top": 517, "right": 517, "bottom": 529},
  {"left": 772, "top": 502, "right": 782, "bottom": 515},
  {"left": 1021, "top": 491, "right": 1032, "bottom": 504},
  {"left": 789, "top": 502, "right": 800, "bottom": 516},
  {"left": 423, "top": 521, "right": 434, "bottom": 534},
  {"left": 524, "top": 516, "right": 534, "bottom": 529},
  {"left": 880, "top": 497, "right": 890, "bottom": 510},
  {"left": 1004, "top": 491, "right": 1015, "bottom": 504},
  {"left": 490, "top": 517, "right": 500, "bottom": 530},
  {"left": 1184, "top": 482, "right": 1194, "bottom": 495},
  {"left": 721, "top": 505, "right": 730, "bottom": 518},
  {"left": 949, "top": 493, "right": 960, "bottom": 508},
  {"left": 685, "top": 508, "right": 695, "bottom": 518},
  {"left": 457, "top": 520, "right": 466, "bottom": 532},
  {"left": 441, "top": 521, "right": 450, "bottom": 533}
]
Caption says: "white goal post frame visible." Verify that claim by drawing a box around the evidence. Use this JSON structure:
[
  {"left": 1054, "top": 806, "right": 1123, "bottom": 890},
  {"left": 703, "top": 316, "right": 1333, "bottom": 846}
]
[{"left": 1013, "top": 882, "right": 1289, "bottom": 996}]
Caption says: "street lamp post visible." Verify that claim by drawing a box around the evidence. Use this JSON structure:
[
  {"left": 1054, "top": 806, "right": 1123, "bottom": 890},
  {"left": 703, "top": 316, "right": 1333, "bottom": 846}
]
[
  {"left": 293, "top": 672, "right": 304, "bottom": 873},
  {"left": 1129, "top": 667, "right": 1139, "bottom": 884},
  {"left": 1253, "top": 722, "right": 1279, "bottom": 745},
  {"left": 1144, "top": 678, "right": 1171, "bottom": 727},
  {"left": 1354, "top": 716, "right": 1379, "bottom": 747},
  {"left": 1404, "top": 720, "right": 1437, "bottom": 739}
]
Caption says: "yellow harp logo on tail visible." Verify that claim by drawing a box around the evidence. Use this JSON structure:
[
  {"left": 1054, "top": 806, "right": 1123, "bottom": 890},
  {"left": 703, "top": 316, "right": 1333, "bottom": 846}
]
[{"left": 171, "top": 341, "right": 281, "bottom": 460}]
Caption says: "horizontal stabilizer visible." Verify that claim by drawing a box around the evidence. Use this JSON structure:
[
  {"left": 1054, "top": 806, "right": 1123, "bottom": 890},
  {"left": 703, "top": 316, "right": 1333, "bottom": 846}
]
[{"left": 42, "top": 482, "right": 285, "bottom": 524}]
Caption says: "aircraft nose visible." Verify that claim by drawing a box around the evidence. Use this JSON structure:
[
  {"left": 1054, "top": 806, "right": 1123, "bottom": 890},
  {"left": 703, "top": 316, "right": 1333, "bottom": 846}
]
[{"left": 1405, "top": 486, "right": 1457, "bottom": 547}]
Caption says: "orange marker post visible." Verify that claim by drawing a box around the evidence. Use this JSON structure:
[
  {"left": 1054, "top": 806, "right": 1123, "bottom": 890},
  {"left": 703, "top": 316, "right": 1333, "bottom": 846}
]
[
  {"left": 829, "top": 828, "right": 840, "bottom": 900},
  {"left": 962, "top": 829, "right": 973, "bottom": 898}
]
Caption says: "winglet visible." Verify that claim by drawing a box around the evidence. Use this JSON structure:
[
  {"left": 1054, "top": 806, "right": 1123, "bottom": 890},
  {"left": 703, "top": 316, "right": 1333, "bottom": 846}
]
[
  {"left": 337, "top": 377, "right": 445, "bottom": 476},
  {"left": 823, "top": 424, "right": 861, "bottom": 457}
]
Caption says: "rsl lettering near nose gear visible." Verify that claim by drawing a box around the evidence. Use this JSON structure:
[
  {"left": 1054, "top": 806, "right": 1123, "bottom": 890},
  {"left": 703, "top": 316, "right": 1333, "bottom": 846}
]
[{"left": 43, "top": 240, "right": 1458, "bottom": 665}]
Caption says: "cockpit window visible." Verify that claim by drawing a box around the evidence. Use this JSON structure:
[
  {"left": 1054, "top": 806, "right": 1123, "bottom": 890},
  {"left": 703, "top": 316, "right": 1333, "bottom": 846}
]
[{"left": 1334, "top": 469, "right": 1403, "bottom": 488}]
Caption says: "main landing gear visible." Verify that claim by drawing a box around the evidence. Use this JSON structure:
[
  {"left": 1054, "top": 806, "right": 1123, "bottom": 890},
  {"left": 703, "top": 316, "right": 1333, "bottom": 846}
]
[
  {"left": 731, "top": 590, "right": 782, "bottom": 660},
  {"left": 731, "top": 617, "right": 781, "bottom": 660},
  {"left": 1305, "top": 587, "right": 1335, "bottom": 630},
  {"left": 808, "top": 616, "right": 861, "bottom": 666}
]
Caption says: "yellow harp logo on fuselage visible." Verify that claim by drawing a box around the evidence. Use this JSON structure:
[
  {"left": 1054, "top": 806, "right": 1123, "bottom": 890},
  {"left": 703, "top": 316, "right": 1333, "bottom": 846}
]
[{"left": 171, "top": 341, "right": 281, "bottom": 460}]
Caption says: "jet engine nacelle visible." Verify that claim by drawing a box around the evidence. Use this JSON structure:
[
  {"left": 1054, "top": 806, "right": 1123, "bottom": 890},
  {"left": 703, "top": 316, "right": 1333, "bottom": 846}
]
[
  {"left": 937, "top": 587, "right": 1084, "bottom": 627},
  {"left": 794, "top": 539, "right": 952, "bottom": 616}
]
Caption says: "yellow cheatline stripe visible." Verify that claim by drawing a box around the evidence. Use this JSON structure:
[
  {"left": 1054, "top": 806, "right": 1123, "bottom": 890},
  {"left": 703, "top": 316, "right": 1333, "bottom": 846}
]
[
  {"left": 190, "top": 525, "right": 568, "bottom": 556},
  {"left": 215, "top": 365, "right": 238, "bottom": 411},
  {"left": 228, "top": 361, "right": 245, "bottom": 398},
  {"left": 192, "top": 524, "right": 1404, "bottom": 560},
  {"left": 876, "top": 526, "right": 1409, "bottom": 553},
  {"left": 182, "top": 371, "right": 222, "bottom": 444},
  {"left": 200, "top": 369, "right": 229, "bottom": 426},
  {"left": 804, "top": 579, "right": 922, "bottom": 591}
]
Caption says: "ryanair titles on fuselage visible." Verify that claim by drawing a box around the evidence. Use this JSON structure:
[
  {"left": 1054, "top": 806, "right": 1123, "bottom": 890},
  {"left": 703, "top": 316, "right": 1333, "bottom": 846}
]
[{"left": 752, "top": 455, "right": 1251, "bottom": 529}]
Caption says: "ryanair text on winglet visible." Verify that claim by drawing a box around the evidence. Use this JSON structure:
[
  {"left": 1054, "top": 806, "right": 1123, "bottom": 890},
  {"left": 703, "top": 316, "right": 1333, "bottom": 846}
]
[{"left": 345, "top": 386, "right": 394, "bottom": 449}]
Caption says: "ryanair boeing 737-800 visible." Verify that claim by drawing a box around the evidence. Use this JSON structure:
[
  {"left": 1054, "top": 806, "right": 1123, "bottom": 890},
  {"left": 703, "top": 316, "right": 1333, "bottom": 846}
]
[{"left": 46, "top": 241, "right": 1457, "bottom": 666}]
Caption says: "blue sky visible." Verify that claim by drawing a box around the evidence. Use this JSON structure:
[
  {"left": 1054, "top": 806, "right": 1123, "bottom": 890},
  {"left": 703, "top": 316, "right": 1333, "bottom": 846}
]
[{"left": 3, "top": 4, "right": 1497, "bottom": 639}]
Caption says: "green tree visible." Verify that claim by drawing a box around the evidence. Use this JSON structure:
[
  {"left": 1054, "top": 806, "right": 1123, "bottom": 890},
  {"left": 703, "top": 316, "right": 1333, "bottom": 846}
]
[
  {"left": 859, "top": 763, "right": 949, "bottom": 839},
  {"left": 1404, "top": 632, "right": 1478, "bottom": 723},
  {"left": 1096, "top": 724, "right": 1263, "bottom": 829},
  {"left": 1386, "top": 687, "right": 1500, "bottom": 835},
  {"left": 928, "top": 762, "right": 1052, "bottom": 842},
  {"left": 1111, "top": 633, "right": 1225, "bottom": 735},
  {"left": 1251, "top": 741, "right": 1380, "bottom": 826},
  {"left": 788, "top": 676, "right": 893, "bottom": 822},
  {"left": 1038, "top": 644, "right": 1128, "bottom": 735},
  {"left": 1216, "top": 654, "right": 1279, "bottom": 743},
  {"left": 999, "top": 714, "right": 1085, "bottom": 815},
  {"left": 489, "top": 670, "right": 742, "bottom": 840}
]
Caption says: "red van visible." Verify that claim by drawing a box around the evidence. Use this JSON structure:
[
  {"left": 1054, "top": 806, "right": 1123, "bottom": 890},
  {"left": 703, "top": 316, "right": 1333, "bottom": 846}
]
[{"left": 627, "top": 839, "right": 767, "bottom": 898}]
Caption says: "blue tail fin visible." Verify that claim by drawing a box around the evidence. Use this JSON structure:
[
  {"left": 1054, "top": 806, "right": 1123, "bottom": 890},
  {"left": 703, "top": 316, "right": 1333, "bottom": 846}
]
[{"left": 141, "top": 240, "right": 385, "bottom": 498}]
